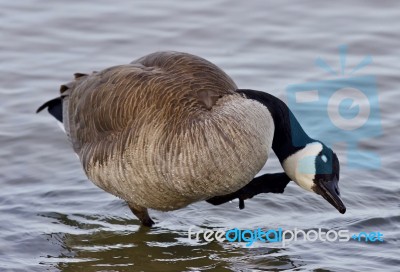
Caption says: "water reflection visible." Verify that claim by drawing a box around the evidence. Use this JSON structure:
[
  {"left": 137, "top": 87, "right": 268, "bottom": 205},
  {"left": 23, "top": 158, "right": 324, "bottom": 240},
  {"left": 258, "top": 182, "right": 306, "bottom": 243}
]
[{"left": 39, "top": 212, "right": 303, "bottom": 271}]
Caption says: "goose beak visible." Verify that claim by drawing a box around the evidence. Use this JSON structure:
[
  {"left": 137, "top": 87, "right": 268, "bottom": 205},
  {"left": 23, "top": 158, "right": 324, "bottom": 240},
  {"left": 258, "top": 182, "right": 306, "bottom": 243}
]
[{"left": 315, "top": 177, "right": 346, "bottom": 214}]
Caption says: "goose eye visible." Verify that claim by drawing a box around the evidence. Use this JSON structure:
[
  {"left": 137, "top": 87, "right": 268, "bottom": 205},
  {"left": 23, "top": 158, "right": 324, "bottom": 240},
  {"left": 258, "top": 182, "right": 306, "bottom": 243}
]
[{"left": 321, "top": 155, "right": 328, "bottom": 163}]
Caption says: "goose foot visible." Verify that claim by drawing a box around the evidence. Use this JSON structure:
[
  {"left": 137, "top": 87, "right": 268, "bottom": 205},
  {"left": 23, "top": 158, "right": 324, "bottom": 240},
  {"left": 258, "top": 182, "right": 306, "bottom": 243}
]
[
  {"left": 127, "top": 202, "right": 155, "bottom": 227},
  {"left": 206, "top": 172, "right": 291, "bottom": 208}
]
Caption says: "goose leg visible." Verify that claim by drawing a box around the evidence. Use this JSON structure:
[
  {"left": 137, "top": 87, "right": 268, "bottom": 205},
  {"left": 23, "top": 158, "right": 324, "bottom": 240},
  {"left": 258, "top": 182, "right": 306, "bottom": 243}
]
[
  {"left": 127, "top": 202, "right": 155, "bottom": 227},
  {"left": 206, "top": 172, "right": 291, "bottom": 209}
]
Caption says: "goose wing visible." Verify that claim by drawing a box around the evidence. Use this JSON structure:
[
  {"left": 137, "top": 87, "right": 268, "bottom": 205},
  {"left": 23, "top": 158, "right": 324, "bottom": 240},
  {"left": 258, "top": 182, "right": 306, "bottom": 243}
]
[{"left": 63, "top": 51, "right": 238, "bottom": 167}]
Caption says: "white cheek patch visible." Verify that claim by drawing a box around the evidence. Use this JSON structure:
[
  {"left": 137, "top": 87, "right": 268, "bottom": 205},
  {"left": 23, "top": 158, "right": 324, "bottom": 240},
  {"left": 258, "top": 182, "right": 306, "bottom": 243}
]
[{"left": 282, "top": 142, "right": 323, "bottom": 192}]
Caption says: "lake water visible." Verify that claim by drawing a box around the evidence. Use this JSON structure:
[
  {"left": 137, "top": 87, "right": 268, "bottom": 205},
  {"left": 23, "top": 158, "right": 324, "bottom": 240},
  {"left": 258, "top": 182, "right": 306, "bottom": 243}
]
[{"left": 1, "top": 0, "right": 399, "bottom": 271}]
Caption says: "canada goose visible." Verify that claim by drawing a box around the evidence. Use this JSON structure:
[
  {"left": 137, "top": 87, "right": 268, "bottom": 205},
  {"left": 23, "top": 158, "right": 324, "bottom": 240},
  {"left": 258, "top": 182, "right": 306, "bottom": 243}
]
[{"left": 37, "top": 51, "right": 345, "bottom": 227}]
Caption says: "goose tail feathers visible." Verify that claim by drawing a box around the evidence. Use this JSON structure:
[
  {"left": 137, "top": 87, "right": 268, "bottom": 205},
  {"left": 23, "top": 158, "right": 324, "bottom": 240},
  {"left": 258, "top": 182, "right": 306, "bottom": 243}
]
[{"left": 36, "top": 97, "right": 63, "bottom": 123}]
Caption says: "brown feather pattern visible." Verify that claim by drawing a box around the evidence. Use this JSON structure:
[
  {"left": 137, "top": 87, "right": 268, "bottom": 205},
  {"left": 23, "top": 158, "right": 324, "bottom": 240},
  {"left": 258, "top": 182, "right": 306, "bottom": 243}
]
[{"left": 61, "top": 51, "right": 274, "bottom": 211}]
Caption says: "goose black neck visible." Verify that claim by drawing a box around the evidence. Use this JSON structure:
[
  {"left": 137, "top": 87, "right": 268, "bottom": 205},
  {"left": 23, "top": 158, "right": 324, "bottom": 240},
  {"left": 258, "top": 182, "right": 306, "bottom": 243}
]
[{"left": 237, "top": 89, "right": 314, "bottom": 163}]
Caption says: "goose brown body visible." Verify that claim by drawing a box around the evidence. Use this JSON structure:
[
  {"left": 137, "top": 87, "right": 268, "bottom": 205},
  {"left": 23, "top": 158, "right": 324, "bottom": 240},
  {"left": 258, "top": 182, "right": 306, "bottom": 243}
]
[{"left": 60, "top": 52, "right": 274, "bottom": 217}]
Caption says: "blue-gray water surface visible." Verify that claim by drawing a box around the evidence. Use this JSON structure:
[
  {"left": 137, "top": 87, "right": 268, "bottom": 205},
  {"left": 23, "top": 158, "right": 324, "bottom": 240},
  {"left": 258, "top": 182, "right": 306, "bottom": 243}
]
[{"left": 1, "top": 1, "right": 399, "bottom": 271}]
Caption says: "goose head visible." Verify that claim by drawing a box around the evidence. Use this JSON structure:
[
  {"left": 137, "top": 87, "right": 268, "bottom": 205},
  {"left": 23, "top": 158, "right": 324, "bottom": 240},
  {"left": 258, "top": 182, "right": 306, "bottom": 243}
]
[
  {"left": 237, "top": 89, "right": 346, "bottom": 214},
  {"left": 282, "top": 142, "right": 346, "bottom": 214}
]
